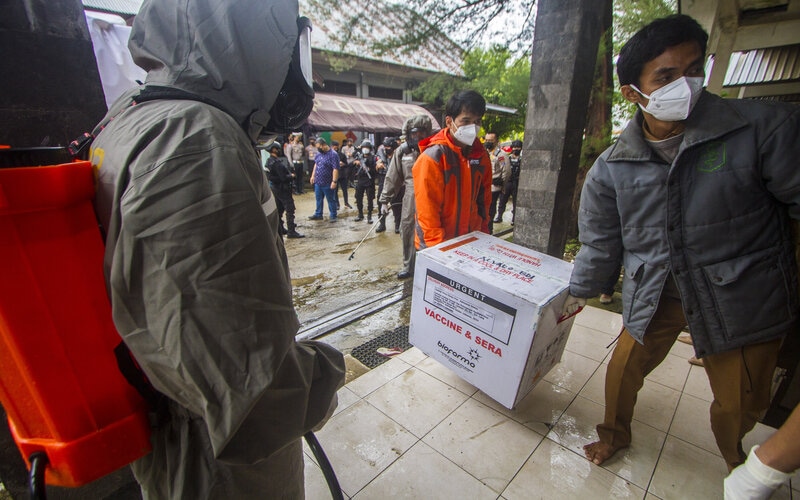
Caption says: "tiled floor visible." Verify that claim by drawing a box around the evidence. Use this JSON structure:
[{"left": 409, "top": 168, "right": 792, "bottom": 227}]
[{"left": 302, "top": 306, "right": 798, "bottom": 499}]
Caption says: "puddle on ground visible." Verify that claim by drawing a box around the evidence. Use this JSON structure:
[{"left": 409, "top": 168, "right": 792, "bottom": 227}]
[
  {"left": 292, "top": 273, "right": 325, "bottom": 287},
  {"left": 284, "top": 192, "right": 411, "bottom": 350}
]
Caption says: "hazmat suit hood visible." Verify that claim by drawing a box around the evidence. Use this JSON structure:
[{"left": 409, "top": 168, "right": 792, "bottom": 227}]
[
  {"left": 129, "top": 0, "right": 298, "bottom": 141},
  {"left": 402, "top": 114, "right": 433, "bottom": 152},
  {"left": 402, "top": 114, "right": 433, "bottom": 137}
]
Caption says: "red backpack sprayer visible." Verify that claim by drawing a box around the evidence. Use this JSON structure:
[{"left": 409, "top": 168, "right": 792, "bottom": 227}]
[{"left": 0, "top": 153, "right": 343, "bottom": 499}]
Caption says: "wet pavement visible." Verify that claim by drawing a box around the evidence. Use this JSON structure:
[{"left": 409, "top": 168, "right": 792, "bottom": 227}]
[
  {"left": 286, "top": 187, "right": 513, "bottom": 355},
  {"left": 285, "top": 188, "right": 408, "bottom": 354}
]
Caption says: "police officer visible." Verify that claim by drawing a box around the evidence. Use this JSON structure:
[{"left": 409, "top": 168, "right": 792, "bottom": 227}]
[
  {"left": 331, "top": 140, "right": 351, "bottom": 209},
  {"left": 266, "top": 142, "right": 304, "bottom": 238},
  {"left": 375, "top": 137, "right": 398, "bottom": 233},
  {"left": 353, "top": 139, "right": 378, "bottom": 223},
  {"left": 496, "top": 139, "right": 522, "bottom": 225}
]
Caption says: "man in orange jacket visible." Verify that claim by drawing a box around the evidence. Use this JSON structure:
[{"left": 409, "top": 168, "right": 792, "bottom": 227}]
[{"left": 413, "top": 90, "right": 493, "bottom": 249}]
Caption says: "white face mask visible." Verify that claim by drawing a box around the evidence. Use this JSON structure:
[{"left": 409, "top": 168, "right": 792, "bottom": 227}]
[
  {"left": 631, "top": 76, "right": 704, "bottom": 122},
  {"left": 452, "top": 123, "right": 479, "bottom": 146},
  {"left": 362, "top": 148, "right": 370, "bottom": 155}
]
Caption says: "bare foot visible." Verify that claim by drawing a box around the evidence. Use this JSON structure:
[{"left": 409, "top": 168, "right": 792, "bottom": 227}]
[{"left": 583, "top": 441, "right": 626, "bottom": 465}]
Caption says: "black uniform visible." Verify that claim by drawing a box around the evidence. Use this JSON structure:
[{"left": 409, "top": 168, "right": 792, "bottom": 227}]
[
  {"left": 267, "top": 155, "right": 299, "bottom": 234},
  {"left": 352, "top": 152, "right": 378, "bottom": 222},
  {"left": 375, "top": 150, "right": 388, "bottom": 201},
  {"left": 497, "top": 154, "right": 521, "bottom": 224},
  {"left": 336, "top": 149, "right": 351, "bottom": 208}
]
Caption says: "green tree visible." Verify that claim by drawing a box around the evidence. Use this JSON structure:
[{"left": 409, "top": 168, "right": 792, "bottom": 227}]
[
  {"left": 565, "top": 0, "right": 677, "bottom": 244},
  {"left": 465, "top": 47, "right": 530, "bottom": 139},
  {"left": 412, "top": 46, "right": 530, "bottom": 139},
  {"left": 311, "top": 0, "right": 677, "bottom": 133}
]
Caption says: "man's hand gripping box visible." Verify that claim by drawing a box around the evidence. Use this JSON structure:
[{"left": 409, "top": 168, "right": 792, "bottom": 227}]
[{"left": 409, "top": 232, "right": 576, "bottom": 409}]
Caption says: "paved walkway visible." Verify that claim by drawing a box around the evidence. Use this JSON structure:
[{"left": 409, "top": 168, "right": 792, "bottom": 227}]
[{"left": 302, "top": 306, "right": 797, "bottom": 499}]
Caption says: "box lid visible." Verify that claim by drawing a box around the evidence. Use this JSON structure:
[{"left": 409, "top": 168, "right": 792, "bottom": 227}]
[{"left": 418, "top": 232, "right": 572, "bottom": 306}]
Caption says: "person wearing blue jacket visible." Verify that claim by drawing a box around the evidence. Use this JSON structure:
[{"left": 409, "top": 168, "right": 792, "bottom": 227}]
[{"left": 563, "top": 14, "right": 800, "bottom": 471}]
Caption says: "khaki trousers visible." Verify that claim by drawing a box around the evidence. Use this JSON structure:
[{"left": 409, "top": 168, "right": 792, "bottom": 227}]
[{"left": 598, "top": 295, "right": 781, "bottom": 469}]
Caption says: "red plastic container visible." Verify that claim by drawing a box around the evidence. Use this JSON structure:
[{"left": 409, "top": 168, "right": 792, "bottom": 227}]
[{"left": 0, "top": 161, "right": 151, "bottom": 487}]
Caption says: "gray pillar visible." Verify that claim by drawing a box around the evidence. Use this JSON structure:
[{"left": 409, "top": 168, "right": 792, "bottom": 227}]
[
  {"left": 0, "top": 0, "right": 107, "bottom": 148},
  {"left": 514, "top": 0, "right": 608, "bottom": 258},
  {"left": 703, "top": 0, "right": 738, "bottom": 96}
]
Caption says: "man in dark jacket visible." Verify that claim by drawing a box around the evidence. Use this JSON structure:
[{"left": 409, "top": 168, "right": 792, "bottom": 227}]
[
  {"left": 564, "top": 15, "right": 800, "bottom": 471},
  {"left": 266, "top": 142, "right": 304, "bottom": 239},
  {"left": 495, "top": 139, "right": 521, "bottom": 225},
  {"left": 375, "top": 137, "right": 398, "bottom": 233},
  {"left": 352, "top": 140, "right": 378, "bottom": 223},
  {"left": 331, "top": 140, "right": 352, "bottom": 209}
]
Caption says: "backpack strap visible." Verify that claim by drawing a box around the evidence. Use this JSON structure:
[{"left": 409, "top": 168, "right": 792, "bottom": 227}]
[
  {"left": 114, "top": 342, "right": 170, "bottom": 427},
  {"left": 133, "top": 85, "right": 232, "bottom": 117},
  {"left": 67, "top": 132, "right": 94, "bottom": 159},
  {"left": 68, "top": 86, "right": 235, "bottom": 161}
]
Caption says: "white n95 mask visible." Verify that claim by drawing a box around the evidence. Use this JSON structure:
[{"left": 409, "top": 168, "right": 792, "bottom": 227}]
[
  {"left": 630, "top": 76, "right": 704, "bottom": 122},
  {"left": 453, "top": 124, "right": 479, "bottom": 146}
]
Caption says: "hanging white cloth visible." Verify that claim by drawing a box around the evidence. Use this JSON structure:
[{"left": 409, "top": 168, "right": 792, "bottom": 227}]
[{"left": 85, "top": 11, "right": 146, "bottom": 108}]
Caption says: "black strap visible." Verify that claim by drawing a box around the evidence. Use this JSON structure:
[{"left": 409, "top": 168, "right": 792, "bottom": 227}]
[
  {"left": 68, "top": 132, "right": 94, "bottom": 160},
  {"left": 133, "top": 86, "right": 233, "bottom": 118},
  {"left": 67, "top": 86, "right": 236, "bottom": 161},
  {"left": 114, "top": 342, "right": 169, "bottom": 427}
]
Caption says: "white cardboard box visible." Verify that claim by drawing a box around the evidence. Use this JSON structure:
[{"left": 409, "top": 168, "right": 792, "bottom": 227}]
[{"left": 409, "top": 232, "right": 576, "bottom": 409}]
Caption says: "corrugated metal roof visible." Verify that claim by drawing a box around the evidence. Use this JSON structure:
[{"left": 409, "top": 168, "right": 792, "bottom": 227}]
[
  {"left": 82, "top": 0, "right": 141, "bottom": 16},
  {"left": 724, "top": 44, "right": 800, "bottom": 86},
  {"left": 301, "top": 0, "right": 464, "bottom": 76}
]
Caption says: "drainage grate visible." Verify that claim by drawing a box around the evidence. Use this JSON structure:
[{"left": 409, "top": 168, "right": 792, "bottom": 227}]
[{"left": 350, "top": 326, "right": 411, "bottom": 369}]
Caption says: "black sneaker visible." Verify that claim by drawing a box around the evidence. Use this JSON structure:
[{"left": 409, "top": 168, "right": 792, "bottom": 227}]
[
  {"left": 286, "top": 230, "right": 305, "bottom": 239},
  {"left": 308, "top": 215, "right": 323, "bottom": 220},
  {"left": 397, "top": 271, "right": 412, "bottom": 279}
]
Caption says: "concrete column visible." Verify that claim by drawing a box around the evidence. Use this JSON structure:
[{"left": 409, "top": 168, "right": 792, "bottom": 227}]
[
  {"left": 0, "top": 0, "right": 107, "bottom": 148},
  {"left": 514, "top": 0, "right": 608, "bottom": 257},
  {"left": 705, "top": 0, "right": 739, "bottom": 95}
]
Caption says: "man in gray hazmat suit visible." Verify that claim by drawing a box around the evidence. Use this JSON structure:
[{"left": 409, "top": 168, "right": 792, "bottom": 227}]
[
  {"left": 378, "top": 114, "right": 433, "bottom": 279},
  {"left": 89, "top": 0, "right": 345, "bottom": 497}
]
